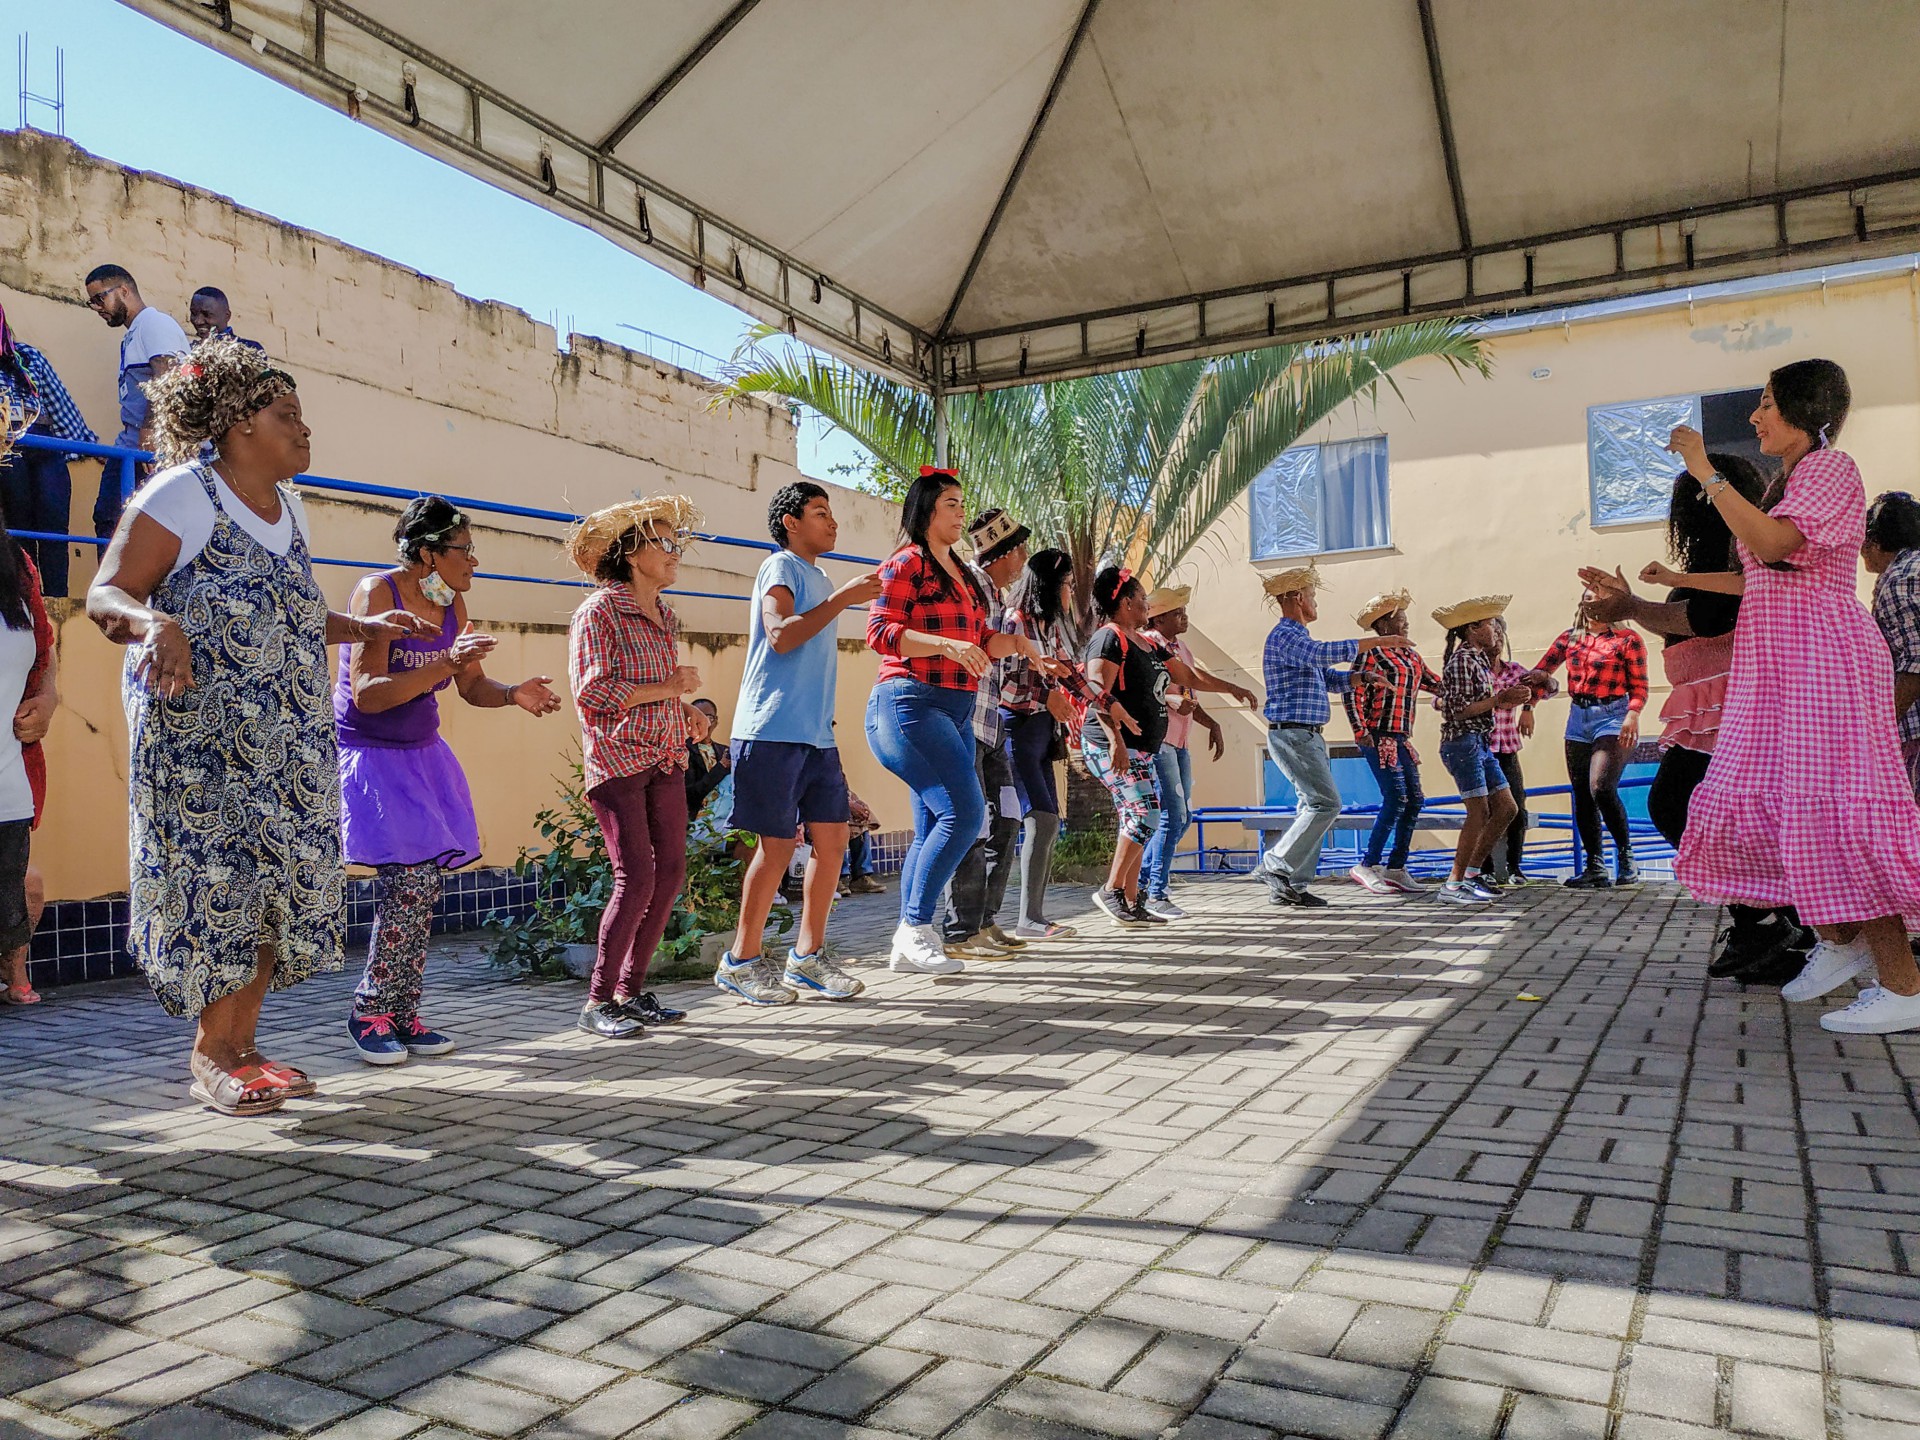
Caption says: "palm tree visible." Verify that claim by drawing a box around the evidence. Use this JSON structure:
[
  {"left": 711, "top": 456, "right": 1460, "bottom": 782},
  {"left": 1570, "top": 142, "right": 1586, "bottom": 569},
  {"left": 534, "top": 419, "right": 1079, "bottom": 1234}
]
[{"left": 716, "top": 320, "right": 1490, "bottom": 632}]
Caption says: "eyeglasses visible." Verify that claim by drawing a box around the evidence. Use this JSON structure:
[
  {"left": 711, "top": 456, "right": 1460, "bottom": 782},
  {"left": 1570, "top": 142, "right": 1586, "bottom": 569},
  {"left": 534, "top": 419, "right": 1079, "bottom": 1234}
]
[
  {"left": 85, "top": 285, "right": 122, "bottom": 311},
  {"left": 637, "top": 533, "right": 689, "bottom": 557},
  {"left": 436, "top": 541, "right": 478, "bottom": 560}
]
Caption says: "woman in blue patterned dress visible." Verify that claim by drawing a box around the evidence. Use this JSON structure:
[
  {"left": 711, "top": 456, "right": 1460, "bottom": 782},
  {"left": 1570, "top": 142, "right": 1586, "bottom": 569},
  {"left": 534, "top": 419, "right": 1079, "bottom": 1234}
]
[{"left": 87, "top": 339, "right": 431, "bottom": 1115}]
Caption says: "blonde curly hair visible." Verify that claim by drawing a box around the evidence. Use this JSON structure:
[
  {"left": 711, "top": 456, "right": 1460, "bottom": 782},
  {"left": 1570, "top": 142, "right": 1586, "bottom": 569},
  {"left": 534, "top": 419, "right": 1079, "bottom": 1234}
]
[{"left": 143, "top": 336, "right": 296, "bottom": 466}]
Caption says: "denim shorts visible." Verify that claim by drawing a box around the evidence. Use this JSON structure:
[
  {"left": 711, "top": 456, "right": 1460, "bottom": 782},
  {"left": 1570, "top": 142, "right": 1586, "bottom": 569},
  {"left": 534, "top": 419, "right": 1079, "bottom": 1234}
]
[
  {"left": 1566, "top": 695, "right": 1632, "bottom": 744},
  {"left": 727, "top": 740, "right": 850, "bottom": 837},
  {"left": 1439, "top": 732, "right": 1509, "bottom": 800}
]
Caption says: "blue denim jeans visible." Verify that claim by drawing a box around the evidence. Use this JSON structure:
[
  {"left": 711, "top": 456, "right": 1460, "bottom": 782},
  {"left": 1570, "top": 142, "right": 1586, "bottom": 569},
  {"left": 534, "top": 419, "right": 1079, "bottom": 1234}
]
[
  {"left": 865, "top": 679, "right": 984, "bottom": 926},
  {"left": 1358, "top": 742, "right": 1424, "bottom": 869},
  {"left": 1142, "top": 743, "right": 1194, "bottom": 899}
]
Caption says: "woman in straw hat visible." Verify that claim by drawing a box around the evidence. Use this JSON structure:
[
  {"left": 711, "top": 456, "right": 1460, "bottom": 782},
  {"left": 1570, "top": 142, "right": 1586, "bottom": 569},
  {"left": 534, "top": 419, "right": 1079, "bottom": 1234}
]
[
  {"left": 1139, "top": 582, "right": 1257, "bottom": 919},
  {"left": 1344, "top": 589, "right": 1441, "bottom": 896},
  {"left": 87, "top": 339, "right": 434, "bottom": 1114},
  {"left": 1257, "top": 564, "right": 1409, "bottom": 906},
  {"left": 1432, "top": 597, "right": 1533, "bottom": 905},
  {"left": 567, "top": 494, "right": 710, "bottom": 1039}
]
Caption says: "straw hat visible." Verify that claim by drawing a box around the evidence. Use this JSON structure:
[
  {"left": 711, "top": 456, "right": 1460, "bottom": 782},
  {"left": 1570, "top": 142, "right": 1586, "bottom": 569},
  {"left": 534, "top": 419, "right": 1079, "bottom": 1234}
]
[
  {"left": 1354, "top": 588, "right": 1412, "bottom": 630},
  {"left": 1145, "top": 583, "right": 1191, "bottom": 618},
  {"left": 1261, "top": 564, "right": 1322, "bottom": 600},
  {"left": 1430, "top": 594, "right": 1511, "bottom": 630},
  {"left": 567, "top": 495, "right": 704, "bottom": 577}
]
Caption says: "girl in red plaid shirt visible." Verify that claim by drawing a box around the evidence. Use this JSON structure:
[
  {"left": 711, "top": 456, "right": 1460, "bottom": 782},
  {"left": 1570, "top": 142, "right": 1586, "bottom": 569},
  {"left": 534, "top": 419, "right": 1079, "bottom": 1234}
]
[{"left": 864, "top": 469, "right": 1043, "bottom": 976}]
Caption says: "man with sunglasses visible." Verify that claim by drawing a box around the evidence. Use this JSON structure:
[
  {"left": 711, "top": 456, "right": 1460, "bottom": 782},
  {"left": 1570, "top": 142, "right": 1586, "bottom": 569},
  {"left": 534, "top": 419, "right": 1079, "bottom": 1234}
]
[{"left": 82, "top": 264, "right": 189, "bottom": 536}]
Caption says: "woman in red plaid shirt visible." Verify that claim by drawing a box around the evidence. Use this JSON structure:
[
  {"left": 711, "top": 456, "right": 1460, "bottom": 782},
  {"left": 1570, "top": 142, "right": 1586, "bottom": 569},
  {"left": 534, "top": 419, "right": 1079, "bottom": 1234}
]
[
  {"left": 864, "top": 468, "right": 1044, "bottom": 976},
  {"left": 567, "top": 497, "right": 710, "bottom": 1040},
  {"left": 1527, "top": 599, "right": 1649, "bottom": 888}
]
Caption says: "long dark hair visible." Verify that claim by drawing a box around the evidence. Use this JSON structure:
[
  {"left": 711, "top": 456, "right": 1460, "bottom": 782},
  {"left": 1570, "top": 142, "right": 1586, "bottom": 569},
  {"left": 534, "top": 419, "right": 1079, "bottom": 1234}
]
[
  {"left": 1009, "top": 548, "right": 1074, "bottom": 631},
  {"left": 0, "top": 307, "right": 38, "bottom": 413},
  {"left": 0, "top": 495, "right": 36, "bottom": 632},
  {"left": 1668, "top": 453, "right": 1766, "bottom": 574},
  {"left": 898, "top": 468, "right": 984, "bottom": 607},
  {"left": 1769, "top": 358, "right": 1851, "bottom": 452},
  {"left": 1442, "top": 624, "right": 1474, "bottom": 669}
]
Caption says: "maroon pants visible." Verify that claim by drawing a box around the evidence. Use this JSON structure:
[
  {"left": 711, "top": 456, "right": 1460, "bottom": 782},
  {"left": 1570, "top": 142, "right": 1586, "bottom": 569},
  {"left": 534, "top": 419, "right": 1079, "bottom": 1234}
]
[{"left": 586, "top": 765, "right": 689, "bottom": 1003}]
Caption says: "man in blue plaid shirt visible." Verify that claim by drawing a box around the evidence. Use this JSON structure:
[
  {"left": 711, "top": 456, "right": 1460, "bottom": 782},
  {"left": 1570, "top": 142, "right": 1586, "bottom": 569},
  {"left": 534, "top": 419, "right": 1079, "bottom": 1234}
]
[
  {"left": 0, "top": 305, "right": 95, "bottom": 597},
  {"left": 1258, "top": 566, "right": 1409, "bottom": 906}
]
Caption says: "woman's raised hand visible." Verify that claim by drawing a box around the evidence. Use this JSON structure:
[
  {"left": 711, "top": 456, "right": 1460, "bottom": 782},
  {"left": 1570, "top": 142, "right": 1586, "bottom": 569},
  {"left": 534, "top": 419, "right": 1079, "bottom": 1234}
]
[
  {"left": 1577, "top": 566, "right": 1635, "bottom": 623},
  {"left": 510, "top": 676, "right": 561, "bottom": 716},
  {"left": 1666, "top": 424, "right": 1715, "bottom": 480},
  {"left": 943, "top": 639, "right": 991, "bottom": 678},
  {"left": 1638, "top": 561, "right": 1684, "bottom": 590},
  {"left": 447, "top": 625, "right": 498, "bottom": 671}
]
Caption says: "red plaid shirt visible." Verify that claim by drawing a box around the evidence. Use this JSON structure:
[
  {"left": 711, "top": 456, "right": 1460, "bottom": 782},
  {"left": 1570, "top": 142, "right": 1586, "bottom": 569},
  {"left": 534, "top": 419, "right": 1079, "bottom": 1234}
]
[
  {"left": 1488, "top": 658, "right": 1557, "bottom": 754},
  {"left": 569, "top": 585, "right": 688, "bottom": 792},
  {"left": 1535, "top": 627, "right": 1649, "bottom": 711},
  {"left": 999, "top": 607, "right": 1095, "bottom": 715},
  {"left": 1343, "top": 645, "right": 1441, "bottom": 741},
  {"left": 867, "top": 545, "right": 997, "bottom": 691}
]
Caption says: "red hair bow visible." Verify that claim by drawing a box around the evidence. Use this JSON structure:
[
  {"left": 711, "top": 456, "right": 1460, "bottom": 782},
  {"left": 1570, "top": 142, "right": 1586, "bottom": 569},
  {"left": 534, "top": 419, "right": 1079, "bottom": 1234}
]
[{"left": 919, "top": 465, "right": 957, "bottom": 478}]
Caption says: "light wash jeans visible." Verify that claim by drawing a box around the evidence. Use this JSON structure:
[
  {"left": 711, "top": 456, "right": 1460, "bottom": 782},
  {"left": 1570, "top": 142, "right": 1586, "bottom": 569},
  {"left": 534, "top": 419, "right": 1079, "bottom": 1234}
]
[
  {"left": 1263, "top": 726, "right": 1342, "bottom": 882},
  {"left": 1141, "top": 743, "right": 1193, "bottom": 899}
]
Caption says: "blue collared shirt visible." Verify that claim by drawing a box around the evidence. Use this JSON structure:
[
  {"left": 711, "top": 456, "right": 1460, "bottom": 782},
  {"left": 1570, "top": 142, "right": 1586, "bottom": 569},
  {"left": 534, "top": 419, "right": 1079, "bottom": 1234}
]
[
  {"left": 1262, "top": 618, "right": 1358, "bottom": 727},
  {"left": 8, "top": 345, "right": 97, "bottom": 459}
]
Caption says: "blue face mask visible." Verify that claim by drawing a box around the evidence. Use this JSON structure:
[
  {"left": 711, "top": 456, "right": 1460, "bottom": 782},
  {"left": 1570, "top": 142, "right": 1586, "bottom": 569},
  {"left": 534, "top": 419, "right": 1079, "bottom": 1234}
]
[{"left": 419, "top": 570, "right": 456, "bottom": 608}]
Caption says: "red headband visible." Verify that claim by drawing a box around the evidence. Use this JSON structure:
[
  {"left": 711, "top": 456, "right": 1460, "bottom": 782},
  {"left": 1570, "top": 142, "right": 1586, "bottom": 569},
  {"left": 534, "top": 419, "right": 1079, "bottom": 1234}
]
[
  {"left": 919, "top": 465, "right": 957, "bottom": 479},
  {"left": 1116, "top": 567, "right": 1133, "bottom": 588}
]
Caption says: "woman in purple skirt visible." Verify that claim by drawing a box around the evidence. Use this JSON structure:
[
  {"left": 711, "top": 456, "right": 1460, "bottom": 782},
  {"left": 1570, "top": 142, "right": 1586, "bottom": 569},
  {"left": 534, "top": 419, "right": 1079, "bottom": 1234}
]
[{"left": 339, "top": 496, "right": 560, "bottom": 1063}]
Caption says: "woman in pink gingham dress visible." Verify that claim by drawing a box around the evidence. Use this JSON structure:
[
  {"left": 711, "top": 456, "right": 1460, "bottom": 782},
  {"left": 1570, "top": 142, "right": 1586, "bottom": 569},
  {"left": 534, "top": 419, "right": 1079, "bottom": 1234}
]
[{"left": 1673, "top": 358, "right": 1920, "bottom": 1034}]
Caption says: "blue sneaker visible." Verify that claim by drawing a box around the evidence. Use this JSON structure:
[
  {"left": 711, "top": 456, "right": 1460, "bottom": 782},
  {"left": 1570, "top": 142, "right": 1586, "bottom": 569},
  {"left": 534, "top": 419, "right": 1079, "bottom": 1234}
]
[
  {"left": 348, "top": 1013, "right": 409, "bottom": 1066},
  {"left": 783, "top": 949, "right": 864, "bottom": 1000},
  {"left": 396, "top": 1016, "right": 456, "bottom": 1056},
  {"left": 713, "top": 953, "right": 798, "bottom": 1005}
]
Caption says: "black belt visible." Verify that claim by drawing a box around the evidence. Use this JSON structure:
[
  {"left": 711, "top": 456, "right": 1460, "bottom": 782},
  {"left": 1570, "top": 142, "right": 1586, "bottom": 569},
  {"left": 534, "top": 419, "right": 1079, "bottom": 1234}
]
[
  {"left": 1570, "top": 694, "right": 1624, "bottom": 708},
  {"left": 1270, "top": 722, "right": 1324, "bottom": 733}
]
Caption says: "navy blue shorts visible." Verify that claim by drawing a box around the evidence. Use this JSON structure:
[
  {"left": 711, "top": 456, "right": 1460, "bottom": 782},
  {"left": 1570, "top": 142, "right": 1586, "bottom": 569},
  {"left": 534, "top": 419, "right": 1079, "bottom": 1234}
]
[{"left": 727, "top": 740, "right": 851, "bottom": 837}]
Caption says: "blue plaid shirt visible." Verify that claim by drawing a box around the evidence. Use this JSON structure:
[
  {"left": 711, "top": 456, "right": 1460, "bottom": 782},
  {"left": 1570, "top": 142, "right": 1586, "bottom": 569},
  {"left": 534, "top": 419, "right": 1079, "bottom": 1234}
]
[
  {"left": 1874, "top": 546, "right": 1920, "bottom": 744},
  {"left": 9, "top": 345, "right": 97, "bottom": 458},
  {"left": 1262, "top": 618, "right": 1357, "bottom": 727}
]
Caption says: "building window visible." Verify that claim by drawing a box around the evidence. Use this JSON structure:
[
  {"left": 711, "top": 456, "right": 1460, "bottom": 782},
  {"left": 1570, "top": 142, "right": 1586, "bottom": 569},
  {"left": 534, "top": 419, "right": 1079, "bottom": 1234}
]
[
  {"left": 1249, "top": 436, "right": 1390, "bottom": 560},
  {"left": 1588, "top": 387, "right": 1765, "bottom": 526}
]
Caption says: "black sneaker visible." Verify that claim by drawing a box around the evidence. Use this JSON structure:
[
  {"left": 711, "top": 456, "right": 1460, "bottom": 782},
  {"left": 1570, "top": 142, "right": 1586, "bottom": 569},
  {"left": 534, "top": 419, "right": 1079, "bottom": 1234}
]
[
  {"left": 1265, "top": 871, "right": 1328, "bottom": 908},
  {"left": 1125, "top": 896, "right": 1169, "bottom": 924},
  {"left": 617, "top": 991, "right": 686, "bottom": 1025},
  {"left": 1614, "top": 860, "right": 1642, "bottom": 887},
  {"left": 1092, "top": 886, "right": 1139, "bottom": 925},
  {"left": 1563, "top": 867, "right": 1612, "bottom": 890},
  {"left": 578, "top": 1001, "right": 645, "bottom": 1038}
]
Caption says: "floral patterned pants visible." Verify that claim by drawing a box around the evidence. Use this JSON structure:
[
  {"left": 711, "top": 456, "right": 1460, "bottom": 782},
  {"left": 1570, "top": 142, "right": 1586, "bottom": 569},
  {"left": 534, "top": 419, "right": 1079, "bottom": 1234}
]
[
  {"left": 1080, "top": 731, "right": 1162, "bottom": 846},
  {"left": 352, "top": 862, "right": 441, "bottom": 1021}
]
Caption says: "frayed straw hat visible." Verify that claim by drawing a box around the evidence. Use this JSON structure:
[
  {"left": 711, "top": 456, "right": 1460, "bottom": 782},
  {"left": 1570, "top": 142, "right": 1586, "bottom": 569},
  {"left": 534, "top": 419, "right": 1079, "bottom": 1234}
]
[
  {"left": 1145, "top": 583, "right": 1191, "bottom": 618},
  {"left": 567, "top": 495, "right": 704, "bottom": 577},
  {"left": 1431, "top": 594, "right": 1511, "bottom": 630},
  {"left": 1261, "top": 564, "right": 1322, "bottom": 600},
  {"left": 1354, "top": 588, "right": 1412, "bottom": 630}
]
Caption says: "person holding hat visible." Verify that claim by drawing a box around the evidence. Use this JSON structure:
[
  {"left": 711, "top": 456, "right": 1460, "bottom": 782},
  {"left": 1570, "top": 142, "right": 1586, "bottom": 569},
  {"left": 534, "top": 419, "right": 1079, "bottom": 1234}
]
[
  {"left": 567, "top": 494, "right": 711, "bottom": 1039},
  {"left": 1344, "top": 589, "right": 1442, "bottom": 896},
  {"left": 866, "top": 469, "right": 1044, "bottom": 975},
  {"left": 1140, "top": 585, "right": 1257, "bottom": 918},
  {"left": 1433, "top": 597, "right": 1533, "bottom": 904},
  {"left": 1257, "top": 565, "right": 1409, "bottom": 907},
  {"left": 712, "top": 481, "right": 879, "bottom": 1007},
  {"left": 943, "top": 505, "right": 1034, "bottom": 960}
]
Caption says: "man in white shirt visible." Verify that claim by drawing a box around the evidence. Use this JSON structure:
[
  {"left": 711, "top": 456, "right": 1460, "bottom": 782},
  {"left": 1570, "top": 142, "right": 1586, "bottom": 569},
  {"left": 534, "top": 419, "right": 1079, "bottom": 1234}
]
[{"left": 83, "top": 264, "right": 190, "bottom": 536}]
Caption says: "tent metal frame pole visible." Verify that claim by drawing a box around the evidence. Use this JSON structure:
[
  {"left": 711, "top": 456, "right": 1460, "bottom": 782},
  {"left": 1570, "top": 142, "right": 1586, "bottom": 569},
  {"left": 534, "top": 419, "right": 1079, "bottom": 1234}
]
[{"left": 931, "top": 346, "right": 949, "bottom": 468}]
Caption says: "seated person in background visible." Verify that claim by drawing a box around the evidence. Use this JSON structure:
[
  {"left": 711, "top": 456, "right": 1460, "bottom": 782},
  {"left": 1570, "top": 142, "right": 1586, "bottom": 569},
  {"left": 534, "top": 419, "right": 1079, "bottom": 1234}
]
[{"left": 844, "top": 790, "right": 884, "bottom": 895}]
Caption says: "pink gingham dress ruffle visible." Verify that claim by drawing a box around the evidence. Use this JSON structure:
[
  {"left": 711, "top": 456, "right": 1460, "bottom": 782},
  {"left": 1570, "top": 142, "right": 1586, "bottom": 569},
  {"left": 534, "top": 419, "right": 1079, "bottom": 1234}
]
[{"left": 1676, "top": 449, "right": 1920, "bottom": 925}]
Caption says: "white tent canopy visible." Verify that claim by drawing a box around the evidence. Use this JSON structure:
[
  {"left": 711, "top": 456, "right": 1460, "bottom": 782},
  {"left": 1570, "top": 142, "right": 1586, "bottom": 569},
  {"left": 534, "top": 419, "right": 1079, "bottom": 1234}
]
[{"left": 128, "top": 0, "right": 1920, "bottom": 390}]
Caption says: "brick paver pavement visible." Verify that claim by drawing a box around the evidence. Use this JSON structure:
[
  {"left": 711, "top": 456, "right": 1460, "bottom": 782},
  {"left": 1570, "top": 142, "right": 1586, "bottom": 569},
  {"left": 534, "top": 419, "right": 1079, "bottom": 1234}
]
[{"left": 2, "top": 878, "right": 1917, "bottom": 1439}]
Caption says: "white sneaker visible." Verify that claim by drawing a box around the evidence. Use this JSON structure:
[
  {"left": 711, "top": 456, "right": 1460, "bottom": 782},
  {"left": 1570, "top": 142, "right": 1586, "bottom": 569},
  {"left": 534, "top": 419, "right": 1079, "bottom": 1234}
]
[
  {"left": 1780, "top": 939, "right": 1874, "bottom": 1002},
  {"left": 890, "top": 923, "right": 963, "bottom": 974},
  {"left": 1012, "top": 921, "right": 1075, "bottom": 941},
  {"left": 1142, "top": 895, "right": 1187, "bottom": 920},
  {"left": 1381, "top": 868, "right": 1427, "bottom": 893},
  {"left": 1820, "top": 984, "right": 1920, "bottom": 1033},
  {"left": 1348, "top": 864, "right": 1396, "bottom": 895}
]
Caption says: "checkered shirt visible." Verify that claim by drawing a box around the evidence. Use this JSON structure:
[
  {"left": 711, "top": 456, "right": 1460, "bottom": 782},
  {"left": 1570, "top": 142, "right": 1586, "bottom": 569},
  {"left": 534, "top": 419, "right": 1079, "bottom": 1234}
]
[
  {"left": 569, "top": 585, "right": 689, "bottom": 792},
  {"left": 1874, "top": 545, "right": 1920, "bottom": 744},
  {"left": 1488, "top": 658, "right": 1557, "bottom": 754},
  {"left": 1439, "top": 643, "right": 1500, "bottom": 742},
  {"left": 867, "top": 544, "right": 995, "bottom": 692},
  {"left": 1534, "top": 626, "right": 1649, "bottom": 710},
  {"left": 968, "top": 563, "right": 1007, "bottom": 745},
  {"left": 999, "top": 607, "right": 1094, "bottom": 715},
  {"left": 14, "top": 345, "right": 96, "bottom": 455},
  {"left": 1261, "top": 618, "right": 1357, "bottom": 727},
  {"left": 1342, "top": 645, "right": 1441, "bottom": 741}
]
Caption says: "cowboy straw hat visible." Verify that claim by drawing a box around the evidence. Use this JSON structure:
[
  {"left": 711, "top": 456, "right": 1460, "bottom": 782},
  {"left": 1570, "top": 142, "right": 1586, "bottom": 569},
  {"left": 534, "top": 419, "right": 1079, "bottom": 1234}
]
[
  {"left": 1261, "top": 564, "right": 1322, "bottom": 599},
  {"left": 566, "top": 495, "right": 704, "bottom": 577},
  {"left": 1145, "top": 583, "right": 1191, "bottom": 618},
  {"left": 1431, "top": 594, "right": 1512, "bottom": 630},
  {"left": 1354, "top": 588, "right": 1413, "bottom": 630}
]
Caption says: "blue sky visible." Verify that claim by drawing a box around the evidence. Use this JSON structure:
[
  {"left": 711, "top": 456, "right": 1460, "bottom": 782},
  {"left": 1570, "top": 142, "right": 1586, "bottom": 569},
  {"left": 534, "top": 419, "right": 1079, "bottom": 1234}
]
[{"left": 4, "top": 0, "right": 865, "bottom": 478}]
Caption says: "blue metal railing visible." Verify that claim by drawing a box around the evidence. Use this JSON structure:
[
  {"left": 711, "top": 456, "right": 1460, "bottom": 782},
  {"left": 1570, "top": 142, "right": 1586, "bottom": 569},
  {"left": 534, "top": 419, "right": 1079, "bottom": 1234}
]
[{"left": 9, "top": 433, "right": 884, "bottom": 602}]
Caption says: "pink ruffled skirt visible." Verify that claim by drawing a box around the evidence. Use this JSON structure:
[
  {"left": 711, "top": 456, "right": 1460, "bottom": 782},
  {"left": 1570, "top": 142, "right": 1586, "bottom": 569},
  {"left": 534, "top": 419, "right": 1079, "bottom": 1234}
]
[{"left": 1658, "top": 633, "right": 1732, "bottom": 755}]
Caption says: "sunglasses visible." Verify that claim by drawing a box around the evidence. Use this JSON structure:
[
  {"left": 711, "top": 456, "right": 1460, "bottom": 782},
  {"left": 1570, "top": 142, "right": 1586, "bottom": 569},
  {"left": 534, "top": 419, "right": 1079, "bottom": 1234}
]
[{"left": 85, "top": 285, "right": 123, "bottom": 310}]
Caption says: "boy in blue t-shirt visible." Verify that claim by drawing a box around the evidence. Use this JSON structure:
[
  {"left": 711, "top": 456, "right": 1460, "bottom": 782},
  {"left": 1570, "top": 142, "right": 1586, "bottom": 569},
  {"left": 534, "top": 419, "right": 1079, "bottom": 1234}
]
[{"left": 714, "top": 482, "right": 881, "bottom": 1005}]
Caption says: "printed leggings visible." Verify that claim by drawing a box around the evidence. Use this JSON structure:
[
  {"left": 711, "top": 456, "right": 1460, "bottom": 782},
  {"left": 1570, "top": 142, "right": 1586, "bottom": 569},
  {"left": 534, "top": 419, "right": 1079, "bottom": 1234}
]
[
  {"left": 353, "top": 862, "right": 442, "bottom": 1021},
  {"left": 1080, "top": 732, "right": 1161, "bottom": 845}
]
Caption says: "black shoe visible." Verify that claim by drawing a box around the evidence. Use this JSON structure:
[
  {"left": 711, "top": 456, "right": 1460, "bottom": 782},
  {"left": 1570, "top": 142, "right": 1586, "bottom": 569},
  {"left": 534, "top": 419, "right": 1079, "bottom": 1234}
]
[
  {"left": 1614, "top": 860, "right": 1642, "bottom": 887},
  {"left": 1735, "top": 946, "right": 1811, "bottom": 988},
  {"left": 1265, "top": 871, "right": 1328, "bottom": 908},
  {"left": 618, "top": 991, "right": 685, "bottom": 1025},
  {"left": 1709, "top": 916, "right": 1796, "bottom": 978},
  {"left": 578, "top": 1001, "right": 645, "bottom": 1038},
  {"left": 1125, "top": 896, "right": 1169, "bottom": 924},
  {"left": 1563, "top": 867, "right": 1612, "bottom": 890}
]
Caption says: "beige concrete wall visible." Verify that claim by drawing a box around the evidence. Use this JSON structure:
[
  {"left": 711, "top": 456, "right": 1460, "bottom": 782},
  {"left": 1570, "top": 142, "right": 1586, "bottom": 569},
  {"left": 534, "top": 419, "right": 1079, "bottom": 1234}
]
[
  {"left": 1181, "top": 265, "right": 1920, "bottom": 820},
  {"left": 2, "top": 129, "right": 903, "bottom": 900}
]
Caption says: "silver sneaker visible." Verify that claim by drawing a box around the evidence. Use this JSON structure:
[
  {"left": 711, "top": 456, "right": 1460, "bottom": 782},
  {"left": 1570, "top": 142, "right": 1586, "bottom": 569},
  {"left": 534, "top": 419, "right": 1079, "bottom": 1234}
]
[
  {"left": 1142, "top": 895, "right": 1187, "bottom": 920},
  {"left": 1436, "top": 880, "right": 1486, "bottom": 906},
  {"left": 714, "top": 953, "right": 799, "bottom": 1005},
  {"left": 784, "top": 950, "right": 865, "bottom": 1001}
]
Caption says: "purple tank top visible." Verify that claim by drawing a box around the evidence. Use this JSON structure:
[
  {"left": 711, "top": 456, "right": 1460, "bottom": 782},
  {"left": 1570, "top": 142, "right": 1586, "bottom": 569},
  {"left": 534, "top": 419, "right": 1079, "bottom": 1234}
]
[{"left": 334, "top": 575, "right": 458, "bottom": 749}]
